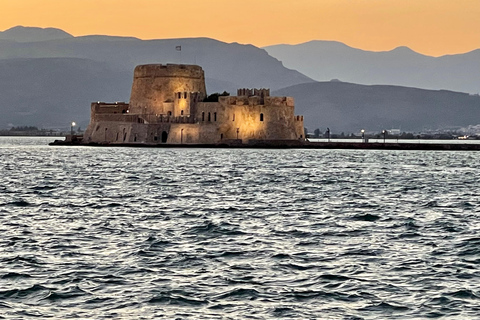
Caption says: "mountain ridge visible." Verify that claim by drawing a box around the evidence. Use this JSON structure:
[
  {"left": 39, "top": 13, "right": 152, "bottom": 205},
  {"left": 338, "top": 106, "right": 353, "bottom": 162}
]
[
  {"left": 0, "top": 26, "right": 73, "bottom": 42},
  {"left": 0, "top": 26, "right": 313, "bottom": 92},
  {"left": 264, "top": 40, "right": 480, "bottom": 94}
]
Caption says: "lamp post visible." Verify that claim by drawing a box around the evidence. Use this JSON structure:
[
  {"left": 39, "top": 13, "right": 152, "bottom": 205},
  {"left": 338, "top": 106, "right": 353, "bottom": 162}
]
[
  {"left": 326, "top": 127, "right": 330, "bottom": 142},
  {"left": 361, "top": 129, "right": 365, "bottom": 143},
  {"left": 70, "top": 121, "right": 76, "bottom": 137},
  {"left": 382, "top": 130, "right": 387, "bottom": 143}
]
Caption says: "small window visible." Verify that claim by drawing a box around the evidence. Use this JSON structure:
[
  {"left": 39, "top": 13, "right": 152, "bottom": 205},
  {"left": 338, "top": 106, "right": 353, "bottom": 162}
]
[
  {"left": 260, "top": 113, "right": 264, "bottom": 121},
  {"left": 208, "top": 112, "right": 211, "bottom": 121},
  {"left": 168, "top": 111, "right": 172, "bottom": 116},
  {"left": 220, "top": 133, "right": 223, "bottom": 140},
  {"left": 202, "top": 112, "right": 205, "bottom": 121},
  {"left": 184, "top": 92, "right": 187, "bottom": 99},
  {"left": 181, "top": 110, "right": 184, "bottom": 116},
  {"left": 214, "top": 112, "right": 217, "bottom": 121}
]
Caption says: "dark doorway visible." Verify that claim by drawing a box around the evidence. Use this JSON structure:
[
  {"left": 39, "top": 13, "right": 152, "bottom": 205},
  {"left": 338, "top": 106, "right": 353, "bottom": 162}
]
[{"left": 161, "top": 131, "right": 168, "bottom": 143}]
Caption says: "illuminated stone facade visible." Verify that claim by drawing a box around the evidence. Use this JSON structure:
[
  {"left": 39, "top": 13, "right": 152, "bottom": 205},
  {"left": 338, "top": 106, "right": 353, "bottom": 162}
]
[{"left": 83, "top": 64, "right": 305, "bottom": 145}]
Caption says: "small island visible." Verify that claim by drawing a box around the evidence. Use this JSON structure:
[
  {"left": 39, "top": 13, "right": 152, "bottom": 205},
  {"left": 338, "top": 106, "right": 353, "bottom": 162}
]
[{"left": 53, "top": 64, "right": 305, "bottom": 147}]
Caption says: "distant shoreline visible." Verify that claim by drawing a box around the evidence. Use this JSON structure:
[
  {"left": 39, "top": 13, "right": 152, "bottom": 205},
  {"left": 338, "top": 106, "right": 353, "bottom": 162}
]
[{"left": 0, "top": 132, "right": 70, "bottom": 137}]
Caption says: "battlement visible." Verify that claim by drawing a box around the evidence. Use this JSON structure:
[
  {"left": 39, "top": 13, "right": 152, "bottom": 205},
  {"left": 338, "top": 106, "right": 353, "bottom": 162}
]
[
  {"left": 220, "top": 95, "right": 293, "bottom": 107},
  {"left": 237, "top": 88, "right": 270, "bottom": 98},
  {"left": 133, "top": 64, "right": 205, "bottom": 79}
]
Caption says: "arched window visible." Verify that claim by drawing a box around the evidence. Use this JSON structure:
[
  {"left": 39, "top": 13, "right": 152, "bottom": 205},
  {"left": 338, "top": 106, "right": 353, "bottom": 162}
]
[
  {"left": 181, "top": 110, "right": 184, "bottom": 116},
  {"left": 260, "top": 113, "right": 264, "bottom": 121},
  {"left": 214, "top": 112, "right": 217, "bottom": 121},
  {"left": 208, "top": 112, "right": 211, "bottom": 121}
]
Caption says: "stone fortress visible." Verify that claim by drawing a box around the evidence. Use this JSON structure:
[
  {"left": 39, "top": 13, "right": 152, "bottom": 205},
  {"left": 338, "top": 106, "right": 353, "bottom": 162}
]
[{"left": 82, "top": 64, "right": 305, "bottom": 146}]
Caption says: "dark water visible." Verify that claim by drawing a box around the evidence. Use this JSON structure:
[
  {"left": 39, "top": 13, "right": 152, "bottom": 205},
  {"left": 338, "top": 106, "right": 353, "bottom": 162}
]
[{"left": 1, "top": 137, "right": 480, "bottom": 319}]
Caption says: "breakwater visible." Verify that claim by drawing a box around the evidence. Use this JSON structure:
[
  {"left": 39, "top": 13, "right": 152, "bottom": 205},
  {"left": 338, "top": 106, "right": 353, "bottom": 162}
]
[{"left": 50, "top": 138, "right": 480, "bottom": 151}]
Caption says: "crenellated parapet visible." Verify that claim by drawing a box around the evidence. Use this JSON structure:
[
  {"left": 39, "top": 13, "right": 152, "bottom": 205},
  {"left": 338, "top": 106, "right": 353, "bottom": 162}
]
[
  {"left": 220, "top": 95, "right": 293, "bottom": 107},
  {"left": 237, "top": 88, "right": 270, "bottom": 97},
  {"left": 133, "top": 64, "right": 205, "bottom": 79},
  {"left": 237, "top": 88, "right": 270, "bottom": 104}
]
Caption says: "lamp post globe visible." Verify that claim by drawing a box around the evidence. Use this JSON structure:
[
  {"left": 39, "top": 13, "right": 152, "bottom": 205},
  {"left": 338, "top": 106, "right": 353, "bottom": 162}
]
[{"left": 71, "top": 121, "right": 76, "bottom": 136}]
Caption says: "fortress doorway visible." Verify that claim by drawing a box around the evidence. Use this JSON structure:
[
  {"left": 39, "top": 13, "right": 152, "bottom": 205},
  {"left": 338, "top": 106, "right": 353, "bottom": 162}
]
[{"left": 161, "top": 131, "right": 168, "bottom": 143}]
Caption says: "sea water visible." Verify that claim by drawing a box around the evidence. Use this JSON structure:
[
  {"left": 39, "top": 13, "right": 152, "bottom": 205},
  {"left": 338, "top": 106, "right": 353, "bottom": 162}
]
[{"left": 1, "top": 137, "right": 479, "bottom": 319}]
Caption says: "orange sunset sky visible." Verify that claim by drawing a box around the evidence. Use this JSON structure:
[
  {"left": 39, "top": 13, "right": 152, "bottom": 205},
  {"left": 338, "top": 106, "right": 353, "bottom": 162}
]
[{"left": 1, "top": 0, "right": 479, "bottom": 56}]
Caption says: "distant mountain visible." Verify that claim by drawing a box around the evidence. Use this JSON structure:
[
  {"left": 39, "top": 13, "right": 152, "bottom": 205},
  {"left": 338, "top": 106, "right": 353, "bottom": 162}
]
[
  {"left": 0, "top": 58, "right": 131, "bottom": 129},
  {"left": 273, "top": 81, "right": 480, "bottom": 133},
  {"left": 0, "top": 26, "right": 73, "bottom": 42},
  {"left": 264, "top": 41, "right": 480, "bottom": 94},
  {"left": 0, "top": 26, "right": 312, "bottom": 91}
]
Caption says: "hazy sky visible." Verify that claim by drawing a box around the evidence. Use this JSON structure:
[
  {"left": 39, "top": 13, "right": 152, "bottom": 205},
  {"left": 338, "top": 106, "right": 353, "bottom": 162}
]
[{"left": 1, "top": 0, "right": 479, "bottom": 56}]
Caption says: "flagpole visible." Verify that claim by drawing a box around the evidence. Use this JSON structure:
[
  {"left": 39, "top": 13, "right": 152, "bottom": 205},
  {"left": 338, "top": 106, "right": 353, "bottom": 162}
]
[{"left": 175, "top": 45, "right": 182, "bottom": 64}]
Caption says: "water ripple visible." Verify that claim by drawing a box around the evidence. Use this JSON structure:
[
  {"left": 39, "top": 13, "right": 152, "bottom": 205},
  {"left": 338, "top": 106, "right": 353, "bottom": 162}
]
[{"left": 1, "top": 137, "right": 480, "bottom": 319}]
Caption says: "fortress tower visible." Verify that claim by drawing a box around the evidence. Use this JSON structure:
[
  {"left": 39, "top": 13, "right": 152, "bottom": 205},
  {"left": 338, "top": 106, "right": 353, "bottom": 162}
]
[{"left": 128, "top": 64, "right": 207, "bottom": 116}]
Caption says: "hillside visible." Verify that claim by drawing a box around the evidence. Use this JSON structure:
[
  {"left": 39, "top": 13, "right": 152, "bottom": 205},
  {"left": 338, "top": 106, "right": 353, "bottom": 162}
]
[
  {"left": 0, "top": 58, "right": 132, "bottom": 129},
  {"left": 273, "top": 81, "right": 480, "bottom": 133},
  {"left": 264, "top": 41, "right": 480, "bottom": 94}
]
